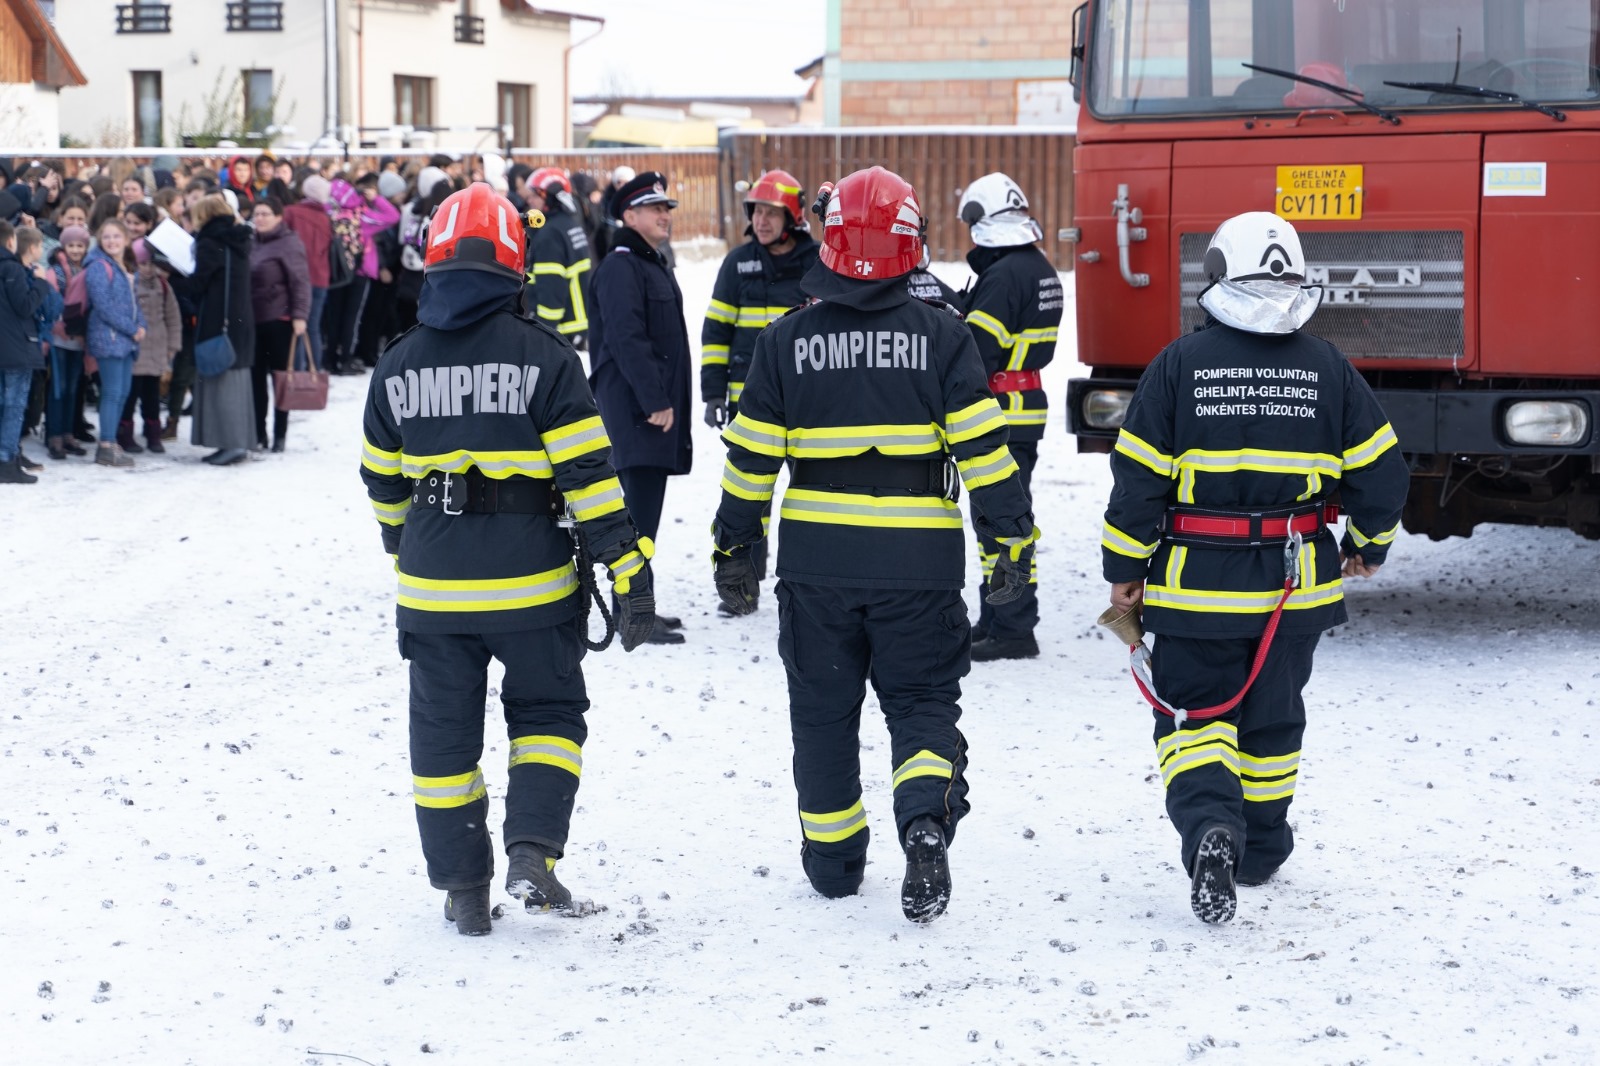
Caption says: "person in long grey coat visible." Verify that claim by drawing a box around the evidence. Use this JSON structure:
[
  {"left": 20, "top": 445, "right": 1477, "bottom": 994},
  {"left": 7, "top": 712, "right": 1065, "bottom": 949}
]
[{"left": 188, "top": 194, "right": 256, "bottom": 465}]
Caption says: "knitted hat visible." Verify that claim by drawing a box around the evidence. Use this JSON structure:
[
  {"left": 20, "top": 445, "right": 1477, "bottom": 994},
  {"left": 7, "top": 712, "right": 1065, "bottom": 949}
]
[
  {"left": 300, "top": 175, "right": 331, "bottom": 204},
  {"left": 60, "top": 224, "right": 91, "bottom": 245},
  {"left": 377, "top": 171, "right": 407, "bottom": 200},
  {"left": 417, "top": 166, "right": 450, "bottom": 198},
  {"left": 132, "top": 238, "right": 151, "bottom": 265}
]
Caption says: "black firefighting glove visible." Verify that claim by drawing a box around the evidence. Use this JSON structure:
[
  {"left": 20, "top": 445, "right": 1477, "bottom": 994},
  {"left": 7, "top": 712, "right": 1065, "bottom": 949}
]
[
  {"left": 713, "top": 545, "right": 761, "bottom": 616},
  {"left": 703, "top": 399, "right": 728, "bottom": 428},
  {"left": 986, "top": 526, "right": 1041, "bottom": 606},
  {"left": 608, "top": 537, "right": 658, "bottom": 652}
]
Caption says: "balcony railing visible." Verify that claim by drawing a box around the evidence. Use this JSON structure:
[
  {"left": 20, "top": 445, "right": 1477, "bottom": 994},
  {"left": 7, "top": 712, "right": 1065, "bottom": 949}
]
[
  {"left": 226, "top": 1, "right": 282, "bottom": 31},
  {"left": 115, "top": 3, "right": 171, "bottom": 33},
  {"left": 454, "top": 14, "right": 485, "bottom": 44}
]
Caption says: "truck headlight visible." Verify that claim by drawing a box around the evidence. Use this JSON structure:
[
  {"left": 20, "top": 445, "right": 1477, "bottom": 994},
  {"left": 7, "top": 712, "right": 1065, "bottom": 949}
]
[
  {"left": 1083, "top": 388, "right": 1133, "bottom": 430},
  {"left": 1503, "top": 401, "right": 1590, "bottom": 447}
]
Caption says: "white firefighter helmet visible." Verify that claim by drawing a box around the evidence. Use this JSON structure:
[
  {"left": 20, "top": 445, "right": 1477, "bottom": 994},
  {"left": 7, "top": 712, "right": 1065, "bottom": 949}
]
[
  {"left": 958, "top": 172, "right": 1043, "bottom": 248},
  {"left": 1197, "top": 212, "right": 1322, "bottom": 335}
]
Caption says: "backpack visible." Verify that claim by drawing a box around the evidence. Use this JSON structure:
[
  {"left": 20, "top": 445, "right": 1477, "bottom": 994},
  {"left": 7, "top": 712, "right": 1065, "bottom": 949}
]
[
  {"left": 327, "top": 213, "right": 361, "bottom": 289},
  {"left": 60, "top": 261, "right": 112, "bottom": 339}
]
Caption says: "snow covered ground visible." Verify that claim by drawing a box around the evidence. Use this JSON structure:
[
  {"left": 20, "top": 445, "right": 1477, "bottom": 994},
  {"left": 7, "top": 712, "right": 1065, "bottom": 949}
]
[{"left": 4, "top": 258, "right": 1598, "bottom": 1066}]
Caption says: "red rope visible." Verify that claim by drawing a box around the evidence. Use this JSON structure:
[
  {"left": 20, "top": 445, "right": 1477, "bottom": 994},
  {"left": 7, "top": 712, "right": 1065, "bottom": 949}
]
[{"left": 1131, "top": 577, "right": 1295, "bottom": 721}]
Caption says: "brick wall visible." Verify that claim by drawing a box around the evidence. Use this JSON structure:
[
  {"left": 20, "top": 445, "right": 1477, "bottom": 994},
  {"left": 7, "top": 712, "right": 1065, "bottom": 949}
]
[{"left": 838, "top": 0, "right": 1072, "bottom": 125}]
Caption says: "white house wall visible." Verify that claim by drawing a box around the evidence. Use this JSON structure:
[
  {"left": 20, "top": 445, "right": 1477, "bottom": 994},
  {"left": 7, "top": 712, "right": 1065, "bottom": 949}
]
[
  {"left": 0, "top": 83, "right": 63, "bottom": 149},
  {"left": 348, "top": 3, "right": 568, "bottom": 150},
  {"left": 53, "top": 0, "right": 327, "bottom": 147}
]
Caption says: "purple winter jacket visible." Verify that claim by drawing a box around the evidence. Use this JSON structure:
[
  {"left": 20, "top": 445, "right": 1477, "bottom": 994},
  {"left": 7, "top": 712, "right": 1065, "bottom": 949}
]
[
  {"left": 249, "top": 224, "right": 312, "bottom": 324},
  {"left": 328, "top": 179, "right": 401, "bottom": 280}
]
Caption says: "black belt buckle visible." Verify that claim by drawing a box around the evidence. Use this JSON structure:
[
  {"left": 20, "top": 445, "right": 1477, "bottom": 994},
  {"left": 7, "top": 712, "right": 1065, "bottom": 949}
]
[{"left": 1247, "top": 511, "right": 1264, "bottom": 546}]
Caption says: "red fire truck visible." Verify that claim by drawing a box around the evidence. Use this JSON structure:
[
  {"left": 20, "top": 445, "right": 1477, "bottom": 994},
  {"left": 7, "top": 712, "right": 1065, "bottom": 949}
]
[{"left": 1063, "top": 0, "right": 1600, "bottom": 539}]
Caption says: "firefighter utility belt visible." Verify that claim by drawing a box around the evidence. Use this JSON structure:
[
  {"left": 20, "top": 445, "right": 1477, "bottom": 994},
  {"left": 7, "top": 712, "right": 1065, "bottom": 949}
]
[
  {"left": 791, "top": 453, "right": 959, "bottom": 500},
  {"left": 989, "top": 369, "right": 1042, "bottom": 393},
  {"left": 1162, "top": 501, "right": 1339, "bottom": 547},
  {"left": 412, "top": 470, "right": 564, "bottom": 517}
]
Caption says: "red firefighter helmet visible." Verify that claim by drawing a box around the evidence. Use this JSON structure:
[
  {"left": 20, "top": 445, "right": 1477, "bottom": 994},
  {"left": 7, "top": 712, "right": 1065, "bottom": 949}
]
[
  {"left": 744, "top": 168, "right": 805, "bottom": 226},
  {"left": 817, "top": 166, "right": 924, "bottom": 280},
  {"left": 528, "top": 166, "right": 571, "bottom": 198},
  {"left": 423, "top": 182, "right": 525, "bottom": 279}
]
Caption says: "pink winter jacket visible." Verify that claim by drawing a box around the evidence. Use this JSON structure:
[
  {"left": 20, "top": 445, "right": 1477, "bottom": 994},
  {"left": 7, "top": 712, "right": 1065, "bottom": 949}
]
[{"left": 328, "top": 179, "right": 401, "bottom": 280}]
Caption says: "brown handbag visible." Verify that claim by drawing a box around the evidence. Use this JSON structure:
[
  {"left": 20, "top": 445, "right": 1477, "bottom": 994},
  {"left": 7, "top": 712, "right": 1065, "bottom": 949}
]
[{"left": 273, "top": 333, "right": 329, "bottom": 412}]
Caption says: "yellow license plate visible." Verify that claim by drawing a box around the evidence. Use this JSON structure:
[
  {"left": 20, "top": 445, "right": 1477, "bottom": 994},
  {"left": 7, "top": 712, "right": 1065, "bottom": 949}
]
[{"left": 1275, "top": 165, "right": 1363, "bottom": 220}]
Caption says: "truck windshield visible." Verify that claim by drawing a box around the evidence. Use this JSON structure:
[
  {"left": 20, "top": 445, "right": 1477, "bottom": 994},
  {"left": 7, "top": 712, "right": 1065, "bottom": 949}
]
[{"left": 1089, "top": 0, "right": 1600, "bottom": 118}]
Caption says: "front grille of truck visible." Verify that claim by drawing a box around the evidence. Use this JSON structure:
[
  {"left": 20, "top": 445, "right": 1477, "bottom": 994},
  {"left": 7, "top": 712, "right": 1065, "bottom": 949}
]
[{"left": 1179, "top": 230, "right": 1465, "bottom": 361}]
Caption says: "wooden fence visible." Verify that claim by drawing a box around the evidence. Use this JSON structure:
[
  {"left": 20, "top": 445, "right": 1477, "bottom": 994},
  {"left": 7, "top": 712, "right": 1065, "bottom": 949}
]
[
  {"left": 508, "top": 148, "right": 721, "bottom": 250},
  {"left": 721, "top": 128, "right": 1078, "bottom": 270}
]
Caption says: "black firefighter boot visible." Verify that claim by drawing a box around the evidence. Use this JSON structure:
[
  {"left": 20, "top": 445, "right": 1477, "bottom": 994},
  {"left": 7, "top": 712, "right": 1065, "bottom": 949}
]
[
  {"left": 505, "top": 843, "right": 575, "bottom": 913},
  {"left": 443, "top": 884, "right": 494, "bottom": 936},
  {"left": 1190, "top": 825, "right": 1238, "bottom": 925},
  {"left": 900, "top": 816, "right": 952, "bottom": 924}
]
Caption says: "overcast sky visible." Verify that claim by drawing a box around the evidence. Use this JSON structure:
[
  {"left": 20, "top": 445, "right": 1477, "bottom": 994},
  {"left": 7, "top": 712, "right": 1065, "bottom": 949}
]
[{"left": 560, "top": 0, "right": 829, "bottom": 98}]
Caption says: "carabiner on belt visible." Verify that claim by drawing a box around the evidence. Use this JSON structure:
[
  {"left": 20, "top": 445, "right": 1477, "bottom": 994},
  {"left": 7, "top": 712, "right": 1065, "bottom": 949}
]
[{"left": 1283, "top": 530, "right": 1304, "bottom": 589}]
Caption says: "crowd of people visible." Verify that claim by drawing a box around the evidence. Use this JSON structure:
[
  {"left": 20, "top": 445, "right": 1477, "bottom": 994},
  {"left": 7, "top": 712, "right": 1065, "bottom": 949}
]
[{"left": 0, "top": 152, "right": 647, "bottom": 482}]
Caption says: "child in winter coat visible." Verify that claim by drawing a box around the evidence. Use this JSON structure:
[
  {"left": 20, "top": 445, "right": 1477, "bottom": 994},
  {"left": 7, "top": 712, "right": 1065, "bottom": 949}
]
[
  {"left": 45, "top": 223, "right": 90, "bottom": 459},
  {"left": 83, "top": 219, "right": 147, "bottom": 468},
  {"left": 122, "top": 238, "right": 181, "bottom": 454}
]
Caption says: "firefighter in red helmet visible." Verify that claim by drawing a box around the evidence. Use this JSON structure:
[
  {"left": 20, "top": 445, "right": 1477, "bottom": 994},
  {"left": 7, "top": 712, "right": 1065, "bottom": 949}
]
[
  {"left": 359, "top": 182, "right": 658, "bottom": 935},
  {"left": 523, "top": 166, "right": 592, "bottom": 346},
  {"left": 700, "top": 167, "right": 821, "bottom": 610},
  {"left": 711, "top": 166, "right": 1039, "bottom": 924}
]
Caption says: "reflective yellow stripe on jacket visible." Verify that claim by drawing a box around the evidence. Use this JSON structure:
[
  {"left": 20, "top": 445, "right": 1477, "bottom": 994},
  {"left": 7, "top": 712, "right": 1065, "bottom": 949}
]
[
  {"left": 944, "top": 398, "right": 1007, "bottom": 444},
  {"left": 779, "top": 488, "right": 962, "bottom": 530},
  {"left": 371, "top": 497, "right": 411, "bottom": 526},
  {"left": 399, "top": 448, "right": 554, "bottom": 479},
  {"left": 397, "top": 562, "right": 578, "bottom": 612}
]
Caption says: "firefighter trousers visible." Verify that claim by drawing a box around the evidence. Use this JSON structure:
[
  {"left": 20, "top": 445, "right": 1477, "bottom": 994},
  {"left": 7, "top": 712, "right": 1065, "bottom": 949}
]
[
  {"left": 727, "top": 400, "right": 770, "bottom": 580},
  {"left": 400, "top": 624, "right": 590, "bottom": 891},
  {"left": 1149, "top": 632, "right": 1318, "bottom": 884},
  {"left": 776, "top": 580, "right": 972, "bottom": 896},
  {"left": 972, "top": 441, "right": 1039, "bottom": 640}
]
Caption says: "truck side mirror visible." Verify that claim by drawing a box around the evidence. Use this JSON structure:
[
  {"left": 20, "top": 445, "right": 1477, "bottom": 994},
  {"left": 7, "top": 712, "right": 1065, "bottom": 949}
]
[{"left": 1070, "top": 3, "right": 1088, "bottom": 102}]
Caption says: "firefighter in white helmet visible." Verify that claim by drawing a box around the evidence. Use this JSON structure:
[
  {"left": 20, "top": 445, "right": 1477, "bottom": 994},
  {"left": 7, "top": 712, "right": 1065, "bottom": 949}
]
[
  {"left": 956, "top": 173, "right": 1063, "bottom": 662},
  {"left": 1100, "top": 211, "right": 1407, "bottom": 924}
]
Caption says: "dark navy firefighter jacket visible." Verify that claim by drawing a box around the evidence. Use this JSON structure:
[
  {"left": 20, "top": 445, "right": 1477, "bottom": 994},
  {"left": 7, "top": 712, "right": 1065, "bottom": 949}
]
[
  {"left": 360, "top": 272, "right": 646, "bottom": 635},
  {"left": 1101, "top": 320, "right": 1408, "bottom": 638},
  {"left": 960, "top": 243, "right": 1063, "bottom": 444},
  {"left": 699, "top": 230, "right": 819, "bottom": 407},
  {"left": 714, "top": 263, "right": 1036, "bottom": 590}
]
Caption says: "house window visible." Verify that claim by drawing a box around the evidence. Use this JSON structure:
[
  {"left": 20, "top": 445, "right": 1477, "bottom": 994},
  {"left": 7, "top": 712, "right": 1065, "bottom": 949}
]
[
  {"left": 226, "top": 2, "right": 283, "bottom": 32},
  {"left": 116, "top": 4, "right": 171, "bottom": 33},
  {"left": 498, "top": 83, "right": 532, "bottom": 147},
  {"left": 133, "top": 71, "right": 163, "bottom": 146},
  {"left": 395, "top": 75, "right": 435, "bottom": 128},
  {"left": 242, "top": 69, "right": 274, "bottom": 134}
]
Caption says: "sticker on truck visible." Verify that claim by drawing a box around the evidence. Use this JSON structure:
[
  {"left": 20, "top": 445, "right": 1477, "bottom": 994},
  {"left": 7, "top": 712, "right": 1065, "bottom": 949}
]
[
  {"left": 1275, "top": 165, "right": 1363, "bottom": 220},
  {"left": 1483, "top": 162, "right": 1546, "bottom": 197}
]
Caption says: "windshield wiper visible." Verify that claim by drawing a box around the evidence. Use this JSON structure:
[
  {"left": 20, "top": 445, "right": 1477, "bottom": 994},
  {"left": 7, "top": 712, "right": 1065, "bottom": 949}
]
[
  {"left": 1243, "top": 62, "right": 1401, "bottom": 125},
  {"left": 1383, "top": 80, "right": 1566, "bottom": 122}
]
